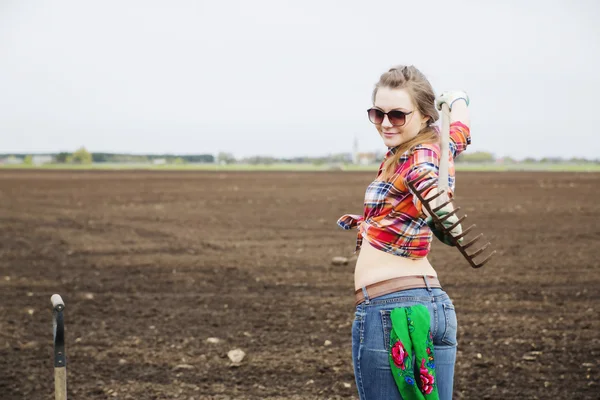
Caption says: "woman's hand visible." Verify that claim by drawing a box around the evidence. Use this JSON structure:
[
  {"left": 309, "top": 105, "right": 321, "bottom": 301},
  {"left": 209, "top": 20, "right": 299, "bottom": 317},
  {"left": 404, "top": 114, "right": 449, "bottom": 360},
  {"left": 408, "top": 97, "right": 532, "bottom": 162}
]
[
  {"left": 435, "top": 90, "right": 469, "bottom": 111},
  {"left": 436, "top": 90, "right": 470, "bottom": 128},
  {"left": 426, "top": 210, "right": 463, "bottom": 246},
  {"left": 420, "top": 187, "right": 464, "bottom": 247}
]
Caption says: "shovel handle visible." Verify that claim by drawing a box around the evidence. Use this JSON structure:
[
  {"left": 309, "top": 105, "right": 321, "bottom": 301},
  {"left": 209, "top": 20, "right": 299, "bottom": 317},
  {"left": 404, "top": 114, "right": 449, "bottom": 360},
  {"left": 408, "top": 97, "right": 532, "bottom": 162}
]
[
  {"left": 55, "top": 368, "right": 67, "bottom": 400},
  {"left": 51, "top": 294, "right": 65, "bottom": 312},
  {"left": 51, "top": 294, "right": 67, "bottom": 400}
]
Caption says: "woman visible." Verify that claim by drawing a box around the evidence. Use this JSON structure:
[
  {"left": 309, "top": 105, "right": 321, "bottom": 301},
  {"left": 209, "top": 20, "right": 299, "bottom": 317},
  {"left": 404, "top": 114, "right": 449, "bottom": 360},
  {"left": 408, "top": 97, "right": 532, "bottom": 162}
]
[{"left": 337, "top": 65, "right": 471, "bottom": 399}]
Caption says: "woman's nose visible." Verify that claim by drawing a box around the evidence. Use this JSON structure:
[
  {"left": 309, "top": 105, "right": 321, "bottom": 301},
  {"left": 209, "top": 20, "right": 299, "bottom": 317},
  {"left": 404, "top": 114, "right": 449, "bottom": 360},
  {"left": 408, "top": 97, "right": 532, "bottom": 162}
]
[{"left": 381, "top": 115, "right": 393, "bottom": 127}]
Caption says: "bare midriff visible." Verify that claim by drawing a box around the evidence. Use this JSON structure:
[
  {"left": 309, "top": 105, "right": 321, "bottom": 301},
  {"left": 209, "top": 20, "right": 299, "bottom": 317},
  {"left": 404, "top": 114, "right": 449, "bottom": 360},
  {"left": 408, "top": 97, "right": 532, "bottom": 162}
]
[{"left": 354, "top": 239, "right": 437, "bottom": 291}]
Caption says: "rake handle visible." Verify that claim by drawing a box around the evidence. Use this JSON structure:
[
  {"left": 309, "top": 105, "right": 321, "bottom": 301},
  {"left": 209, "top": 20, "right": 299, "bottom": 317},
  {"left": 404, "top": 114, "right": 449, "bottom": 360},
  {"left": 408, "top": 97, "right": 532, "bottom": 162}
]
[{"left": 438, "top": 103, "right": 451, "bottom": 197}]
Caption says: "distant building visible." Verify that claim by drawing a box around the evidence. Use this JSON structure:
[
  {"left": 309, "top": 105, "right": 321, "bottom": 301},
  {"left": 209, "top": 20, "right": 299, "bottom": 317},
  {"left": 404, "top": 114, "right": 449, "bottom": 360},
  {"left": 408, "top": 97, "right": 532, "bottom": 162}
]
[
  {"left": 153, "top": 158, "right": 167, "bottom": 165},
  {"left": 352, "top": 136, "right": 359, "bottom": 164},
  {"left": 0, "top": 156, "right": 24, "bottom": 165},
  {"left": 356, "top": 152, "right": 378, "bottom": 165},
  {"left": 32, "top": 155, "right": 54, "bottom": 165},
  {"left": 352, "top": 136, "right": 383, "bottom": 165}
]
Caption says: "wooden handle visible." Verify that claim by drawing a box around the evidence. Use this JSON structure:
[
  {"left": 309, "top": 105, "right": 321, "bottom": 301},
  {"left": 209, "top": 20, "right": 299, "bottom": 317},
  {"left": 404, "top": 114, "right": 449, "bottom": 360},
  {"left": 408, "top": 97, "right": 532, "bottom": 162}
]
[
  {"left": 54, "top": 367, "right": 67, "bottom": 400},
  {"left": 51, "top": 294, "right": 65, "bottom": 311},
  {"left": 435, "top": 103, "right": 451, "bottom": 209},
  {"left": 438, "top": 103, "right": 450, "bottom": 191}
]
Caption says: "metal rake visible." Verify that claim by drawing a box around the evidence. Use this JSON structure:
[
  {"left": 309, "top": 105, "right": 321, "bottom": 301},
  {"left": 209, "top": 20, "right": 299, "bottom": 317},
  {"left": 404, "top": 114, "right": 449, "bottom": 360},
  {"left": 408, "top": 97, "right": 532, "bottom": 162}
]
[{"left": 407, "top": 102, "right": 496, "bottom": 269}]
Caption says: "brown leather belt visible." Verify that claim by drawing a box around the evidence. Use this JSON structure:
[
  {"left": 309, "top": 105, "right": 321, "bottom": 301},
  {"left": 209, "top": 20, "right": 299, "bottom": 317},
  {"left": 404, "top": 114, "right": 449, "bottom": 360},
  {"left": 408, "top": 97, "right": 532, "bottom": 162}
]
[{"left": 355, "top": 275, "right": 441, "bottom": 306}]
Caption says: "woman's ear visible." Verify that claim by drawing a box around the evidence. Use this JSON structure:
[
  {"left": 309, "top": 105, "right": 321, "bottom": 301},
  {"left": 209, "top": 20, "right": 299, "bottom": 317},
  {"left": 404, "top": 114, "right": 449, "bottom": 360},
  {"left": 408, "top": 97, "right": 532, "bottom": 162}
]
[{"left": 421, "top": 115, "right": 431, "bottom": 128}]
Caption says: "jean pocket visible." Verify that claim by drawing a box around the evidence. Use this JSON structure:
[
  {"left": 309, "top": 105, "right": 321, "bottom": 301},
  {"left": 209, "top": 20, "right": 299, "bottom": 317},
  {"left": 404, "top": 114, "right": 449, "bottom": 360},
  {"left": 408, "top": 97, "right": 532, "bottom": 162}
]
[{"left": 441, "top": 303, "right": 458, "bottom": 346}]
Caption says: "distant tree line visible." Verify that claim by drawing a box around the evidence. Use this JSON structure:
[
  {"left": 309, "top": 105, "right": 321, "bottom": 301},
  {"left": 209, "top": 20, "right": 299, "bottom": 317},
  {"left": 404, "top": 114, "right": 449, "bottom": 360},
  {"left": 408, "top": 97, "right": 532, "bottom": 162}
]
[
  {"left": 54, "top": 147, "right": 93, "bottom": 164},
  {"left": 2, "top": 149, "right": 598, "bottom": 166},
  {"left": 233, "top": 153, "right": 355, "bottom": 165},
  {"left": 91, "top": 152, "right": 214, "bottom": 163},
  {"left": 1, "top": 148, "right": 215, "bottom": 165},
  {"left": 455, "top": 151, "right": 599, "bottom": 164},
  {"left": 228, "top": 151, "right": 600, "bottom": 165}
]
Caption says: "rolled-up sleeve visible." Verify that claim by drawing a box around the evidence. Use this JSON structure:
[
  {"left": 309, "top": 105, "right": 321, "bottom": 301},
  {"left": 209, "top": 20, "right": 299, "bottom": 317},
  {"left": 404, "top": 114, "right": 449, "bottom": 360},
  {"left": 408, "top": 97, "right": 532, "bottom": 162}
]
[{"left": 449, "top": 121, "right": 471, "bottom": 159}]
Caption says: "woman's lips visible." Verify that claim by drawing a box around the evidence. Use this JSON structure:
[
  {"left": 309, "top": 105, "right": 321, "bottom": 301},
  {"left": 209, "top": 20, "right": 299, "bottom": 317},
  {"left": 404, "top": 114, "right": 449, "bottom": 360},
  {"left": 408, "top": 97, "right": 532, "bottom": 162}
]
[{"left": 383, "top": 132, "right": 398, "bottom": 137}]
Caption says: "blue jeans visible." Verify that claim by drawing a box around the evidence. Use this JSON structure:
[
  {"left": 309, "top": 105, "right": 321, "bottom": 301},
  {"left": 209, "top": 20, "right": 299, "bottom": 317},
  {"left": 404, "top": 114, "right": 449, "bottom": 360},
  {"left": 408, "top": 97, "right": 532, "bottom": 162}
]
[{"left": 352, "top": 285, "right": 458, "bottom": 399}]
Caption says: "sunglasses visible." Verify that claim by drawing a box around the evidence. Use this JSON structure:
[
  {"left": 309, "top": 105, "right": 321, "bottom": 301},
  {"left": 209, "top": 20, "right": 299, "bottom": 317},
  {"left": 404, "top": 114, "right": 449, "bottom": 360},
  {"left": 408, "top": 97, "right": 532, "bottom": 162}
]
[{"left": 367, "top": 108, "right": 414, "bottom": 126}]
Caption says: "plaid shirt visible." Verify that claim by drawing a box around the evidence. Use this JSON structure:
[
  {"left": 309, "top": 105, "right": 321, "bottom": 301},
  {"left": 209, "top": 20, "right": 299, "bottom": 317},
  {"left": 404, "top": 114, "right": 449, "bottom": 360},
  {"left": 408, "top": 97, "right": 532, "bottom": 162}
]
[{"left": 337, "top": 121, "right": 471, "bottom": 259}]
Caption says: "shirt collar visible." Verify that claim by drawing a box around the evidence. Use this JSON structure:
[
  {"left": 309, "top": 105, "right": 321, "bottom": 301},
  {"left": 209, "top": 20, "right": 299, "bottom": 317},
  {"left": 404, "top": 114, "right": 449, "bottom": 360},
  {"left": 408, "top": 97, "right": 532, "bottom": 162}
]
[{"left": 387, "top": 146, "right": 399, "bottom": 156}]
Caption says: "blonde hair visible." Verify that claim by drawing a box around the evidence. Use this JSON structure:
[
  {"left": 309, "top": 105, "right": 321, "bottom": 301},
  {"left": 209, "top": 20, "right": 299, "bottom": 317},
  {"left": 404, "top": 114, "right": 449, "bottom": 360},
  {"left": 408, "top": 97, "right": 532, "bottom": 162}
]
[{"left": 373, "top": 65, "right": 439, "bottom": 181}]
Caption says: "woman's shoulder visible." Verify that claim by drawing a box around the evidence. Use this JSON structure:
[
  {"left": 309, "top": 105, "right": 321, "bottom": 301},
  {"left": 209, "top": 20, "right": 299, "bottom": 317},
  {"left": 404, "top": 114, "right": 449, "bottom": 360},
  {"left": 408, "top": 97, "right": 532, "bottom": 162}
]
[
  {"left": 408, "top": 142, "right": 441, "bottom": 159},
  {"left": 388, "top": 143, "right": 440, "bottom": 181}
]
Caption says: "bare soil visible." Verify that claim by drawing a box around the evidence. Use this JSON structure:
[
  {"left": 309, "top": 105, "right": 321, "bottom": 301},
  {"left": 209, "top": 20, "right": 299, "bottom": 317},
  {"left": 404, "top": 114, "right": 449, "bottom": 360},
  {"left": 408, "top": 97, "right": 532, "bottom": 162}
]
[{"left": 0, "top": 170, "right": 598, "bottom": 399}]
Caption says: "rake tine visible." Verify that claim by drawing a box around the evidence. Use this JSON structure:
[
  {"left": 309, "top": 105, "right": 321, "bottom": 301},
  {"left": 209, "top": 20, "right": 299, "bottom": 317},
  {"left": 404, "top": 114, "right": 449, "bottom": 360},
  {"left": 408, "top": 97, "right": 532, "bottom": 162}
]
[
  {"left": 454, "top": 224, "right": 476, "bottom": 241},
  {"left": 438, "top": 207, "right": 461, "bottom": 223},
  {"left": 472, "top": 250, "right": 497, "bottom": 269},
  {"left": 408, "top": 170, "right": 431, "bottom": 186},
  {"left": 414, "top": 180, "right": 436, "bottom": 196},
  {"left": 445, "top": 215, "right": 467, "bottom": 233},
  {"left": 432, "top": 199, "right": 454, "bottom": 214},
  {"left": 461, "top": 233, "right": 484, "bottom": 250},
  {"left": 425, "top": 190, "right": 446, "bottom": 203},
  {"left": 467, "top": 242, "right": 491, "bottom": 259}
]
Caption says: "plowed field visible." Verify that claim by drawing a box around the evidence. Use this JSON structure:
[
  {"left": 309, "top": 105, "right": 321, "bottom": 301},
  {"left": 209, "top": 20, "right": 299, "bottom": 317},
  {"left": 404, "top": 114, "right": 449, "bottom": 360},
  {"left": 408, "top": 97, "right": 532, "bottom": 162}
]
[{"left": 0, "top": 170, "right": 598, "bottom": 399}]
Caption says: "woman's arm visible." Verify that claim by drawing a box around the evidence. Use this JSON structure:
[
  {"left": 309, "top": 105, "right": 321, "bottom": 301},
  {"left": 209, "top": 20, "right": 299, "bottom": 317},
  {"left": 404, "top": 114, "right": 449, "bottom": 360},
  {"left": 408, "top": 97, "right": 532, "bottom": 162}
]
[
  {"left": 449, "top": 98, "right": 470, "bottom": 128},
  {"left": 436, "top": 91, "right": 472, "bottom": 159},
  {"left": 402, "top": 146, "right": 463, "bottom": 245}
]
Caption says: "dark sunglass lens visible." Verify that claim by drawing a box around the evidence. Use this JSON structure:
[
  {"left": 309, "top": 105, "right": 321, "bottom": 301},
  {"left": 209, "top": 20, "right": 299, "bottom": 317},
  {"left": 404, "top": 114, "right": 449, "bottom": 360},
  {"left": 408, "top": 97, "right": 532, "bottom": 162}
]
[
  {"left": 388, "top": 111, "right": 406, "bottom": 126},
  {"left": 368, "top": 109, "right": 384, "bottom": 124}
]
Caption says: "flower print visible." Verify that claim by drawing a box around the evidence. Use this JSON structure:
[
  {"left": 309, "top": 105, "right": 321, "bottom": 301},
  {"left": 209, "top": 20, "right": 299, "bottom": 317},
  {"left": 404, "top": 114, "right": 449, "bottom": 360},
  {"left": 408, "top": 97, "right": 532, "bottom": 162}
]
[
  {"left": 391, "top": 340, "right": 407, "bottom": 370},
  {"left": 426, "top": 347, "right": 434, "bottom": 361},
  {"left": 405, "top": 376, "right": 415, "bottom": 385},
  {"left": 419, "top": 358, "right": 435, "bottom": 395}
]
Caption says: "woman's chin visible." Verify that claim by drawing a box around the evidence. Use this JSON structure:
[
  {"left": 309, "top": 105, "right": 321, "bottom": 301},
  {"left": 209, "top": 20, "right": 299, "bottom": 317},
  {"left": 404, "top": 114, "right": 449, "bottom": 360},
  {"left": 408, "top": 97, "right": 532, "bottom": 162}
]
[{"left": 381, "top": 135, "right": 402, "bottom": 148}]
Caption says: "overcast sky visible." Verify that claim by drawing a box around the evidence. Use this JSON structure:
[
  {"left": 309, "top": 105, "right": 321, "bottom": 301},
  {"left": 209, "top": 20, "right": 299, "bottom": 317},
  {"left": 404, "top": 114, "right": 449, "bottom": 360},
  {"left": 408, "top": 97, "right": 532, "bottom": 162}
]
[{"left": 1, "top": 0, "right": 598, "bottom": 159}]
